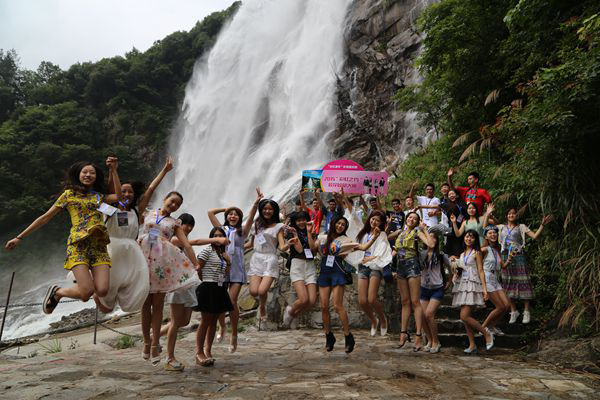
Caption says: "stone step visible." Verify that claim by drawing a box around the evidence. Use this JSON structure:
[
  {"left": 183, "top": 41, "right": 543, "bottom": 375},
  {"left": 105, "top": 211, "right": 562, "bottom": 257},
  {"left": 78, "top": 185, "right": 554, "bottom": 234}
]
[
  {"left": 435, "top": 318, "right": 527, "bottom": 335},
  {"left": 436, "top": 332, "right": 523, "bottom": 349}
]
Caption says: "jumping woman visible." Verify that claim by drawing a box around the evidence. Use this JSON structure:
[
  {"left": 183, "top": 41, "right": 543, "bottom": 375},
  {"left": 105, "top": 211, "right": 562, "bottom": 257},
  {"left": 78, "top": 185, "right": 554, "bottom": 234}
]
[
  {"left": 451, "top": 230, "right": 494, "bottom": 353},
  {"left": 208, "top": 189, "right": 261, "bottom": 352},
  {"left": 355, "top": 210, "right": 392, "bottom": 337},
  {"left": 312, "top": 216, "right": 380, "bottom": 353},
  {"left": 393, "top": 211, "right": 435, "bottom": 351},
  {"left": 5, "top": 158, "right": 122, "bottom": 314}
]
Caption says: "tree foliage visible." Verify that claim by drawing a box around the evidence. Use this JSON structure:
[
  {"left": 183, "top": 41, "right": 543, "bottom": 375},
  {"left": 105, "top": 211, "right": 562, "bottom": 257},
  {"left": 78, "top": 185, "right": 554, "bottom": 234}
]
[{"left": 393, "top": 0, "right": 600, "bottom": 332}]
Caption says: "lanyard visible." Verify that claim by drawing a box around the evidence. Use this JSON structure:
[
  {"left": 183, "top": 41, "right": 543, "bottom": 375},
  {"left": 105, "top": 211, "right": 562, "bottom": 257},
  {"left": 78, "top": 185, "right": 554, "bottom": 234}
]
[
  {"left": 298, "top": 230, "right": 308, "bottom": 247},
  {"left": 118, "top": 199, "right": 129, "bottom": 208},
  {"left": 89, "top": 190, "right": 101, "bottom": 205},
  {"left": 156, "top": 209, "right": 168, "bottom": 225},
  {"left": 504, "top": 226, "right": 516, "bottom": 250},
  {"left": 490, "top": 248, "right": 500, "bottom": 266},
  {"left": 463, "top": 249, "right": 474, "bottom": 265}
]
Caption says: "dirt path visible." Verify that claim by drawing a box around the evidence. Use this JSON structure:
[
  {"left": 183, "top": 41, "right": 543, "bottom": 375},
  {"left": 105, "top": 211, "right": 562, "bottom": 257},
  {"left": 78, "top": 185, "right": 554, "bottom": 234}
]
[{"left": 1, "top": 321, "right": 598, "bottom": 399}]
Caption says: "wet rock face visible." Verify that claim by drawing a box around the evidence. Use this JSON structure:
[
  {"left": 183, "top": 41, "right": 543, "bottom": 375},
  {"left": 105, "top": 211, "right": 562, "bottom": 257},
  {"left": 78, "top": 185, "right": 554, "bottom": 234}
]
[{"left": 332, "top": 0, "right": 438, "bottom": 170}]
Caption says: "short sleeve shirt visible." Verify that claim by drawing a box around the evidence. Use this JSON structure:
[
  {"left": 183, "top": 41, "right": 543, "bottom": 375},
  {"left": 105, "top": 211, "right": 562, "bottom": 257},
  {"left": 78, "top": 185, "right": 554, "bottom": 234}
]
[
  {"left": 53, "top": 189, "right": 109, "bottom": 245},
  {"left": 386, "top": 210, "right": 405, "bottom": 232},
  {"left": 197, "top": 246, "right": 226, "bottom": 283},
  {"left": 416, "top": 196, "right": 440, "bottom": 227},
  {"left": 455, "top": 187, "right": 491, "bottom": 215}
]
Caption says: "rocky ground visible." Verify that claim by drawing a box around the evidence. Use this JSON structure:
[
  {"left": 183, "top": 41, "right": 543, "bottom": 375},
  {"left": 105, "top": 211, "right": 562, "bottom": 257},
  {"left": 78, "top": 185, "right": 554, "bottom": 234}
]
[{"left": 1, "top": 316, "right": 599, "bottom": 400}]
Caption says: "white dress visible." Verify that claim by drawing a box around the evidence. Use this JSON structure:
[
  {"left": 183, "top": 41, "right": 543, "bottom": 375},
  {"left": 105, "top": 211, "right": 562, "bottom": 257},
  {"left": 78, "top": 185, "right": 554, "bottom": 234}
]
[
  {"left": 248, "top": 223, "right": 284, "bottom": 278},
  {"left": 452, "top": 250, "right": 484, "bottom": 307},
  {"left": 67, "top": 209, "right": 150, "bottom": 312}
]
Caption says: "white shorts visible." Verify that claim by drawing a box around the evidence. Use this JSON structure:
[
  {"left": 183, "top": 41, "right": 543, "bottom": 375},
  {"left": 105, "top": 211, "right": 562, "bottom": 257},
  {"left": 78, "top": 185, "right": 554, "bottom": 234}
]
[
  {"left": 290, "top": 258, "right": 317, "bottom": 285},
  {"left": 485, "top": 271, "right": 504, "bottom": 293},
  {"left": 248, "top": 252, "right": 280, "bottom": 278},
  {"left": 165, "top": 284, "right": 199, "bottom": 308}
]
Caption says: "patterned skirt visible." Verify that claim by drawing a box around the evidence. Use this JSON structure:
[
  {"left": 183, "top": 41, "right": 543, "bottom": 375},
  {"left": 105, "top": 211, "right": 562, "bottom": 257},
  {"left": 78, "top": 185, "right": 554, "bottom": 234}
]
[{"left": 501, "top": 252, "right": 533, "bottom": 300}]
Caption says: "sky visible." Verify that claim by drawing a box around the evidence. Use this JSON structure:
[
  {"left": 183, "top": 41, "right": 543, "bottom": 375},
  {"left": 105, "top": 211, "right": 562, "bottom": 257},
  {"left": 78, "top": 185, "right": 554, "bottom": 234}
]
[{"left": 0, "top": 0, "right": 235, "bottom": 70}]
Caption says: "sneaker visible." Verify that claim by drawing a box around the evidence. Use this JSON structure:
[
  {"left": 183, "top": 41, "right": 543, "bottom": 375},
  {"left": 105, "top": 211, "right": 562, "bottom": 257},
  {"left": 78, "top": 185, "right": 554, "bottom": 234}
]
[
  {"left": 522, "top": 310, "right": 531, "bottom": 324},
  {"left": 491, "top": 327, "right": 505, "bottom": 336},
  {"left": 509, "top": 310, "right": 520, "bottom": 324},
  {"left": 282, "top": 306, "right": 293, "bottom": 328}
]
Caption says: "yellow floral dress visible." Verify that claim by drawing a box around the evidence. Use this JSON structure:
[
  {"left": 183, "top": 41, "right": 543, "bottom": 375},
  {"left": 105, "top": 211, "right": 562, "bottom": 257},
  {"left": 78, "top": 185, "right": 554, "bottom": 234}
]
[
  {"left": 138, "top": 210, "right": 200, "bottom": 293},
  {"left": 53, "top": 189, "right": 111, "bottom": 270}
]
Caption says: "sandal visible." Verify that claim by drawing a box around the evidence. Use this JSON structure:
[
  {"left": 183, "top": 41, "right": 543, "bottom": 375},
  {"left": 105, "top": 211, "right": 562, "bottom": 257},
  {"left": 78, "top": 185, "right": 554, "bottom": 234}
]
[
  {"left": 195, "top": 354, "right": 213, "bottom": 367},
  {"left": 413, "top": 333, "right": 423, "bottom": 352},
  {"left": 164, "top": 358, "right": 185, "bottom": 372},
  {"left": 42, "top": 285, "right": 60, "bottom": 315},
  {"left": 142, "top": 342, "right": 151, "bottom": 361},
  {"left": 150, "top": 346, "right": 161, "bottom": 366},
  {"left": 398, "top": 331, "right": 411, "bottom": 348}
]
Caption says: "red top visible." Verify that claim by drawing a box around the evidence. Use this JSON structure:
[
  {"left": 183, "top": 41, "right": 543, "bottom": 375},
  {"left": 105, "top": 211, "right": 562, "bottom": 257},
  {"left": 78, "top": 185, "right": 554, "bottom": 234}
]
[
  {"left": 455, "top": 186, "right": 491, "bottom": 215},
  {"left": 308, "top": 208, "right": 324, "bottom": 235}
]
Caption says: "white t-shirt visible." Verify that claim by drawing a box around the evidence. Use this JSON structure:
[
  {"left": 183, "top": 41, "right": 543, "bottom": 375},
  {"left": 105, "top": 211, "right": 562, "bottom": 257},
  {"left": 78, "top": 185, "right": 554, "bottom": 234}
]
[{"left": 416, "top": 195, "right": 440, "bottom": 227}]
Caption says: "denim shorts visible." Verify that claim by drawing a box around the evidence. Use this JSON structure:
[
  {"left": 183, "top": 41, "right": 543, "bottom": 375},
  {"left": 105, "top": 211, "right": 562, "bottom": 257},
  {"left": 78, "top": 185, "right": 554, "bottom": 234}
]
[
  {"left": 397, "top": 257, "right": 421, "bottom": 279},
  {"left": 420, "top": 286, "right": 445, "bottom": 301},
  {"left": 358, "top": 264, "right": 383, "bottom": 280}
]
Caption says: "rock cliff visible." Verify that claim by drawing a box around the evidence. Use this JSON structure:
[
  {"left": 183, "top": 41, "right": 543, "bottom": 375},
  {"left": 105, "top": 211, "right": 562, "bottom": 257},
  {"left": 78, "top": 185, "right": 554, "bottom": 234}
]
[{"left": 332, "top": 0, "right": 438, "bottom": 170}]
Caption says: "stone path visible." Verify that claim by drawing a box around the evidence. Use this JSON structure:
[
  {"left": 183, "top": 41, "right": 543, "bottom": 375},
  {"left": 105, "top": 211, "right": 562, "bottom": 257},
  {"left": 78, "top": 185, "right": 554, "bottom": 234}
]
[{"left": 1, "top": 322, "right": 599, "bottom": 399}]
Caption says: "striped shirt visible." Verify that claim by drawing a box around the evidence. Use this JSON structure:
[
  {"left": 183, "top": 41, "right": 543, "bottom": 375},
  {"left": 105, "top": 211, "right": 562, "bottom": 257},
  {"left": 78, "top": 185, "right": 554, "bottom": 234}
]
[{"left": 197, "top": 247, "right": 226, "bottom": 283}]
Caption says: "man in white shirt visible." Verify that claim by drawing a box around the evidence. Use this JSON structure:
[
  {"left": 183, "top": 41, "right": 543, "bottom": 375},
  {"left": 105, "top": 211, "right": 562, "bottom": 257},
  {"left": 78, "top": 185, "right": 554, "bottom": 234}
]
[{"left": 416, "top": 183, "right": 441, "bottom": 227}]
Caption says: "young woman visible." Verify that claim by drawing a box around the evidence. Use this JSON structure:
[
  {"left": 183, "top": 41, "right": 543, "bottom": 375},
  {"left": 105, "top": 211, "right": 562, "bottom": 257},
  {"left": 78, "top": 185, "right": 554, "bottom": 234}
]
[
  {"left": 440, "top": 189, "right": 468, "bottom": 257},
  {"left": 312, "top": 216, "right": 380, "bottom": 353},
  {"left": 450, "top": 202, "right": 494, "bottom": 246},
  {"left": 498, "top": 209, "right": 552, "bottom": 324},
  {"left": 208, "top": 191, "right": 261, "bottom": 352},
  {"left": 480, "top": 225, "right": 512, "bottom": 335},
  {"left": 248, "top": 194, "right": 288, "bottom": 326},
  {"left": 419, "top": 234, "right": 451, "bottom": 353},
  {"left": 5, "top": 158, "right": 122, "bottom": 314},
  {"left": 194, "top": 227, "right": 234, "bottom": 367},
  {"left": 393, "top": 212, "right": 435, "bottom": 351},
  {"left": 91, "top": 157, "right": 175, "bottom": 314},
  {"left": 159, "top": 213, "right": 229, "bottom": 371},
  {"left": 282, "top": 211, "right": 318, "bottom": 329},
  {"left": 451, "top": 230, "right": 494, "bottom": 353},
  {"left": 138, "top": 190, "right": 200, "bottom": 367},
  {"left": 355, "top": 210, "right": 392, "bottom": 337}
]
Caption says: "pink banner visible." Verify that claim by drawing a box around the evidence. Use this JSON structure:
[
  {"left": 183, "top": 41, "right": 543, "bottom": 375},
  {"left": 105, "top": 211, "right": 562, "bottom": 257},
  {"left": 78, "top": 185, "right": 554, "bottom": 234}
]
[
  {"left": 322, "top": 159, "right": 364, "bottom": 171},
  {"left": 320, "top": 170, "right": 389, "bottom": 195}
]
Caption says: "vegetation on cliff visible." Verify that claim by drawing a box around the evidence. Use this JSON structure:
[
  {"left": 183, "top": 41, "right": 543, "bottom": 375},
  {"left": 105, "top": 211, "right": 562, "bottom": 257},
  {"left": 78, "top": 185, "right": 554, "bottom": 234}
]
[{"left": 394, "top": 0, "right": 600, "bottom": 333}]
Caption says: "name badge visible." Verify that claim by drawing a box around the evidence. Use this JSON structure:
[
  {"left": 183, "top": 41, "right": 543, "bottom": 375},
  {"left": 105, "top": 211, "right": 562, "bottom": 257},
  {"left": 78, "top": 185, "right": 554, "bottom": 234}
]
[
  {"left": 364, "top": 250, "right": 372, "bottom": 257},
  {"left": 304, "top": 249, "right": 314, "bottom": 259},
  {"left": 325, "top": 255, "right": 335, "bottom": 267},
  {"left": 256, "top": 234, "right": 266, "bottom": 245},
  {"left": 117, "top": 212, "right": 129, "bottom": 227},
  {"left": 397, "top": 249, "right": 406, "bottom": 260},
  {"left": 148, "top": 227, "right": 160, "bottom": 244},
  {"left": 457, "top": 214, "right": 464, "bottom": 224},
  {"left": 98, "top": 202, "right": 118, "bottom": 216}
]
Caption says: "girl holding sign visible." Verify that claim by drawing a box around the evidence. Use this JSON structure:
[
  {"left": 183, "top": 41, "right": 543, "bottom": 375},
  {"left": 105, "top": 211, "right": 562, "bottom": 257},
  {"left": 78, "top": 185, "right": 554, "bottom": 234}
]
[
  {"left": 5, "top": 158, "right": 122, "bottom": 314},
  {"left": 138, "top": 189, "right": 201, "bottom": 367},
  {"left": 248, "top": 192, "right": 288, "bottom": 326},
  {"left": 355, "top": 210, "right": 392, "bottom": 337},
  {"left": 312, "top": 216, "right": 380, "bottom": 353},
  {"left": 282, "top": 210, "right": 318, "bottom": 329}
]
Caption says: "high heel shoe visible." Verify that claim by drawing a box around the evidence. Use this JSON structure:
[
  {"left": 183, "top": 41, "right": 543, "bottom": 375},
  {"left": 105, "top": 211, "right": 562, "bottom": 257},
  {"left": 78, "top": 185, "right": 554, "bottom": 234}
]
[
  {"left": 413, "top": 333, "right": 423, "bottom": 352},
  {"left": 380, "top": 316, "right": 388, "bottom": 337},
  {"left": 370, "top": 320, "right": 378, "bottom": 337},
  {"left": 398, "top": 331, "right": 411, "bottom": 348},
  {"left": 325, "top": 331, "right": 336, "bottom": 352},
  {"left": 150, "top": 346, "right": 161, "bottom": 366},
  {"left": 345, "top": 332, "right": 355, "bottom": 354},
  {"left": 485, "top": 330, "right": 495, "bottom": 351},
  {"left": 464, "top": 346, "right": 478, "bottom": 354},
  {"left": 164, "top": 358, "right": 185, "bottom": 372},
  {"left": 142, "top": 342, "right": 150, "bottom": 361}
]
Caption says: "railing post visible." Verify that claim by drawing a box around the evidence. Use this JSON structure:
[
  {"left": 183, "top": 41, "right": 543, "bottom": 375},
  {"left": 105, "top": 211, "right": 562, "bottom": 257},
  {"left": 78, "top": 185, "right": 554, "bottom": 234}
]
[
  {"left": 93, "top": 306, "right": 98, "bottom": 345},
  {"left": 0, "top": 271, "right": 16, "bottom": 343}
]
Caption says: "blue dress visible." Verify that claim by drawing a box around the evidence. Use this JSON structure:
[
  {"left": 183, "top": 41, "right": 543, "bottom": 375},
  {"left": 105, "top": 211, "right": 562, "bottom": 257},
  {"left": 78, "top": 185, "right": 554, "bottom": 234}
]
[{"left": 223, "top": 225, "right": 248, "bottom": 284}]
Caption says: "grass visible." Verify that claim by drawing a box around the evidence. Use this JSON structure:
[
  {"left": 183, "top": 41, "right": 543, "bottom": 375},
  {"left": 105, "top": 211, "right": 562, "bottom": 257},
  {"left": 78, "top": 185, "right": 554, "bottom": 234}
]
[
  {"left": 114, "top": 335, "right": 138, "bottom": 349},
  {"left": 38, "top": 339, "right": 62, "bottom": 354}
]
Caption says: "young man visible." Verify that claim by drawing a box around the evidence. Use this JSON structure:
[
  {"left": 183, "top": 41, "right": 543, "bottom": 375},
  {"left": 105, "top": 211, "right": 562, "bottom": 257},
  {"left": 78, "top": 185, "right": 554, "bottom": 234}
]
[
  {"left": 416, "top": 183, "right": 441, "bottom": 227},
  {"left": 299, "top": 189, "right": 324, "bottom": 235},
  {"left": 322, "top": 194, "right": 344, "bottom": 234},
  {"left": 447, "top": 168, "right": 492, "bottom": 215}
]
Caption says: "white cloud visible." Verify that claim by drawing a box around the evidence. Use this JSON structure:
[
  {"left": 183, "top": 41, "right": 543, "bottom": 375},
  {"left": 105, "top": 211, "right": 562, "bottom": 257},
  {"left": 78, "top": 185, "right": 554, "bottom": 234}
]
[{"left": 0, "top": 0, "right": 235, "bottom": 70}]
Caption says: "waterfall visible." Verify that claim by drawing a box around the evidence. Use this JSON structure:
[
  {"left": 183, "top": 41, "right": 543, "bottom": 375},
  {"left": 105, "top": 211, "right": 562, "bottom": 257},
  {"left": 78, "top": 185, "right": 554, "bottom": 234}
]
[{"left": 164, "top": 0, "right": 352, "bottom": 230}]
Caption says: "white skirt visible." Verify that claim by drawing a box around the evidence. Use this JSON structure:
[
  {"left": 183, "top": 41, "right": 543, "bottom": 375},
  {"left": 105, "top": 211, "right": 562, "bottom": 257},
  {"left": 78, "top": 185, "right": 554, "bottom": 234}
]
[
  {"left": 485, "top": 270, "right": 503, "bottom": 293},
  {"left": 248, "top": 252, "right": 279, "bottom": 278},
  {"left": 102, "top": 237, "right": 149, "bottom": 312}
]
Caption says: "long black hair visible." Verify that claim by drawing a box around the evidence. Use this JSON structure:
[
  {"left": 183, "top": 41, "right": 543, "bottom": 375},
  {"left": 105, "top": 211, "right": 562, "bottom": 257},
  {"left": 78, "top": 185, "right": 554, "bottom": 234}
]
[
  {"left": 123, "top": 180, "right": 145, "bottom": 208},
  {"left": 209, "top": 226, "right": 227, "bottom": 254},
  {"left": 463, "top": 229, "right": 481, "bottom": 251},
  {"left": 63, "top": 161, "right": 106, "bottom": 194},
  {"left": 255, "top": 199, "right": 280, "bottom": 232},
  {"left": 224, "top": 207, "right": 243, "bottom": 236},
  {"left": 324, "top": 216, "right": 349, "bottom": 256},
  {"left": 356, "top": 210, "right": 386, "bottom": 242}
]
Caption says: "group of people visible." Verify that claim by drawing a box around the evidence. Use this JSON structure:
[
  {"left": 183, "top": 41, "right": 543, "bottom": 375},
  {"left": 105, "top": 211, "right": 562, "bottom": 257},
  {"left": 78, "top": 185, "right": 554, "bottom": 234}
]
[{"left": 4, "top": 158, "right": 552, "bottom": 370}]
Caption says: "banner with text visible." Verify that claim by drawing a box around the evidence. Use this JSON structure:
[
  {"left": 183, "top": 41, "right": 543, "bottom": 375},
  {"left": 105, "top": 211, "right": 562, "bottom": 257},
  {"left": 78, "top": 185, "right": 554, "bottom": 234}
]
[{"left": 302, "top": 169, "right": 388, "bottom": 195}]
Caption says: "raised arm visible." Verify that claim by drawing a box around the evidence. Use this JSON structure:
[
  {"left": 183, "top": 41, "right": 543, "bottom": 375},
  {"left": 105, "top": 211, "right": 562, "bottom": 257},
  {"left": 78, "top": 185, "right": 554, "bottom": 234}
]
[
  {"left": 298, "top": 188, "right": 310, "bottom": 212},
  {"left": 526, "top": 215, "right": 553, "bottom": 241},
  {"left": 450, "top": 214, "right": 465, "bottom": 236},
  {"left": 174, "top": 225, "right": 199, "bottom": 267},
  {"left": 173, "top": 237, "right": 229, "bottom": 247},
  {"left": 243, "top": 187, "right": 263, "bottom": 237},
  {"left": 356, "top": 227, "right": 381, "bottom": 251},
  {"left": 208, "top": 207, "right": 226, "bottom": 228},
  {"left": 408, "top": 181, "right": 417, "bottom": 200},
  {"left": 482, "top": 203, "right": 494, "bottom": 228},
  {"left": 5, "top": 205, "right": 62, "bottom": 250},
  {"left": 338, "top": 187, "right": 353, "bottom": 214},
  {"left": 137, "top": 157, "right": 174, "bottom": 218},
  {"left": 417, "top": 222, "right": 435, "bottom": 248},
  {"left": 104, "top": 156, "right": 122, "bottom": 204},
  {"left": 359, "top": 196, "right": 369, "bottom": 215},
  {"left": 447, "top": 168, "right": 456, "bottom": 191}
]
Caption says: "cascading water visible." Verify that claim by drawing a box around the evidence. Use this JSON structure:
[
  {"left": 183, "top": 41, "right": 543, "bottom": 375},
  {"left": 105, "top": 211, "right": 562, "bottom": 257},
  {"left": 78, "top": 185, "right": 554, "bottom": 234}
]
[{"left": 165, "top": 0, "right": 352, "bottom": 229}]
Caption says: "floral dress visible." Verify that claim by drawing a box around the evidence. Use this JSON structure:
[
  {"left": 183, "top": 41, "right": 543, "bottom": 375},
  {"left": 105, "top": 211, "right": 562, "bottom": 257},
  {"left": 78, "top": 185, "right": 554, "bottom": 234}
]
[{"left": 138, "top": 209, "right": 200, "bottom": 293}]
